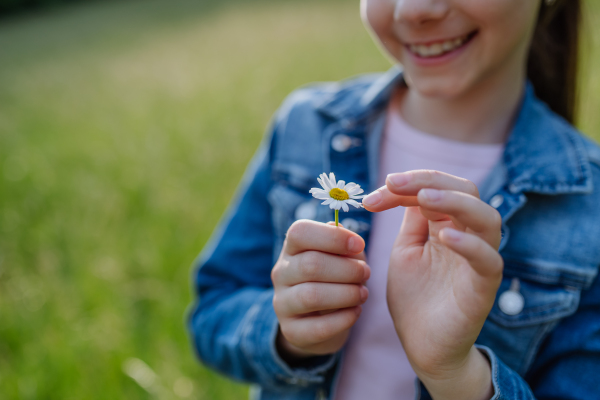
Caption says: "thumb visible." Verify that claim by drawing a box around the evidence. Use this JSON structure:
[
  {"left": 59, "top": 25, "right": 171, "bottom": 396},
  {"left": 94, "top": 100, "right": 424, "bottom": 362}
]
[{"left": 394, "top": 206, "right": 429, "bottom": 249}]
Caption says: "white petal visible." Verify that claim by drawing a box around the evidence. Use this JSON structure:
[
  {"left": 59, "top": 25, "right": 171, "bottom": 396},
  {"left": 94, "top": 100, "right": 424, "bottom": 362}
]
[
  {"left": 316, "top": 177, "right": 325, "bottom": 190},
  {"left": 344, "top": 182, "right": 357, "bottom": 191},
  {"left": 322, "top": 198, "right": 334, "bottom": 205},
  {"left": 329, "top": 200, "right": 342, "bottom": 210},
  {"left": 341, "top": 202, "right": 349, "bottom": 212},
  {"left": 350, "top": 194, "right": 365, "bottom": 199},
  {"left": 337, "top": 180, "right": 345, "bottom": 189},
  {"left": 318, "top": 176, "right": 331, "bottom": 191},
  {"left": 328, "top": 172, "right": 337, "bottom": 189},
  {"left": 310, "top": 188, "right": 329, "bottom": 196},
  {"left": 346, "top": 199, "right": 362, "bottom": 208},
  {"left": 347, "top": 186, "right": 363, "bottom": 195}
]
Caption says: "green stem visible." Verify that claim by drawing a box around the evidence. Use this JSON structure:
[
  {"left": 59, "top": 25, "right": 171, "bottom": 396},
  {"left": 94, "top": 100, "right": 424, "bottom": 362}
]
[{"left": 335, "top": 209, "right": 339, "bottom": 227}]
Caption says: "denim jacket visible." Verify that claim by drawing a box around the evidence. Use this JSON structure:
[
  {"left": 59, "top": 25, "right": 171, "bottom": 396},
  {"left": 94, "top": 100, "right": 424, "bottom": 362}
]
[{"left": 188, "top": 66, "right": 600, "bottom": 400}]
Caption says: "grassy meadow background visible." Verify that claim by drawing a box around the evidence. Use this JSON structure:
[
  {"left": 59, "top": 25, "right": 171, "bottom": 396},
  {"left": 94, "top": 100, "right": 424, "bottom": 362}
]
[{"left": 0, "top": 0, "right": 599, "bottom": 398}]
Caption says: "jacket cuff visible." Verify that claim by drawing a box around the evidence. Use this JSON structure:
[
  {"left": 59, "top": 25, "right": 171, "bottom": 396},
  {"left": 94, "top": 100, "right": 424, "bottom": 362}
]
[
  {"left": 476, "top": 344, "right": 535, "bottom": 400},
  {"left": 414, "top": 345, "right": 535, "bottom": 400},
  {"left": 240, "top": 288, "right": 338, "bottom": 390}
]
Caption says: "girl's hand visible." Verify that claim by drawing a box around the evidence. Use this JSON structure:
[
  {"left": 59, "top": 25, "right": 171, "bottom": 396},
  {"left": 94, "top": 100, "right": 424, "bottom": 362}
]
[
  {"left": 363, "top": 170, "right": 502, "bottom": 398},
  {"left": 271, "top": 220, "right": 370, "bottom": 361}
]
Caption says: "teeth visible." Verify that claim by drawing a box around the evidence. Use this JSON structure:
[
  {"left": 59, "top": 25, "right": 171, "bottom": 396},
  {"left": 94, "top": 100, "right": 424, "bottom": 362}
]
[
  {"left": 429, "top": 43, "right": 443, "bottom": 56},
  {"left": 409, "top": 34, "right": 470, "bottom": 58}
]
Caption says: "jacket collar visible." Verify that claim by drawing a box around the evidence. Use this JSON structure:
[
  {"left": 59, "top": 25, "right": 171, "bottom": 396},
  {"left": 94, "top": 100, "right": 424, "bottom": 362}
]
[
  {"left": 502, "top": 82, "right": 592, "bottom": 194},
  {"left": 314, "top": 65, "right": 405, "bottom": 123},
  {"left": 315, "top": 67, "right": 593, "bottom": 195}
]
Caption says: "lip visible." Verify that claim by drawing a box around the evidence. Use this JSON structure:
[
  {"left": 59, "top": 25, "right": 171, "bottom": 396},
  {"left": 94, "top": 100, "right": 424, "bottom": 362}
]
[{"left": 404, "top": 30, "right": 478, "bottom": 67}]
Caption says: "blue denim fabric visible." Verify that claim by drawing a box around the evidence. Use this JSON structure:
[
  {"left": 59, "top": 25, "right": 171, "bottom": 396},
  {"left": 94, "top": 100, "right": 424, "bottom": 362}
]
[{"left": 187, "top": 66, "right": 600, "bottom": 400}]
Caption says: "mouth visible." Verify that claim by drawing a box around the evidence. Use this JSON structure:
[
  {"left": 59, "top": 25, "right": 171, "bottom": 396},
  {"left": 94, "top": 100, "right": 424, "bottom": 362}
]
[{"left": 405, "top": 31, "right": 478, "bottom": 59}]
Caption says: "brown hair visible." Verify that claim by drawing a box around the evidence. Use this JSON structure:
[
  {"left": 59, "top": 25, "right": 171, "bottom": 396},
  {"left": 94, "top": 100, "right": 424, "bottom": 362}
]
[{"left": 527, "top": 0, "right": 581, "bottom": 124}]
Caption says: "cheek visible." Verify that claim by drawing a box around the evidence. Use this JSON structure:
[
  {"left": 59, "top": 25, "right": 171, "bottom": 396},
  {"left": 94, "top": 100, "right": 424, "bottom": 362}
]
[
  {"left": 362, "top": 0, "right": 404, "bottom": 59},
  {"left": 469, "top": 0, "right": 540, "bottom": 56},
  {"left": 363, "top": 0, "right": 389, "bottom": 34}
]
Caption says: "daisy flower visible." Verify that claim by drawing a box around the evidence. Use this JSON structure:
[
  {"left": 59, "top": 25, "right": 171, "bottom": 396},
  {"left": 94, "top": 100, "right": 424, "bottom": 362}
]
[{"left": 309, "top": 172, "right": 364, "bottom": 226}]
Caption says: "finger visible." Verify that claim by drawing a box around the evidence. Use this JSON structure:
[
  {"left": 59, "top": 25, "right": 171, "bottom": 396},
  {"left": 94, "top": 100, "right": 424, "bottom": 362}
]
[
  {"left": 279, "top": 251, "right": 370, "bottom": 286},
  {"left": 386, "top": 170, "right": 480, "bottom": 197},
  {"left": 325, "top": 222, "right": 368, "bottom": 261},
  {"left": 281, "top": 306, "right": 362, "bottom": 348},
  {"left": 439, "top": 228, "right": 503, "bottom": 279},
  {"left": 282, "top": 282, "right": 368, "bottom": 315},
  {"left": 362, "top": 185, "right": 419, "bottom": 212},
  {"left": 418, "top": 189, "right": 502, "bottom": 248},
  {"left": 285, "top": 220, "right": 365, "bottom": 256},
  {"left": 353, "top": 251, "right": 368, "bottom": 262},
  {"left": 418, "top": 207, "right": 450, "bottom": 223},
  {"left": 394, "top": 206, "right": 429, "bottom": 249}
]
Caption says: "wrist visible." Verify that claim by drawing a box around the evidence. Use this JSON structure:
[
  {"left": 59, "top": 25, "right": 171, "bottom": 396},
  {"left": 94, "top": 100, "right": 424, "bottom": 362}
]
[{"left": 417, "top": 347, "right": 494, "bottom": 400}]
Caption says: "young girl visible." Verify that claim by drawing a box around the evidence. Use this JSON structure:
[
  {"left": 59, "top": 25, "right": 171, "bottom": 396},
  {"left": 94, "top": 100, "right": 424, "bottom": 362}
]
[{"left": 188, "top": 1, "right": 600, "bottom": 399}]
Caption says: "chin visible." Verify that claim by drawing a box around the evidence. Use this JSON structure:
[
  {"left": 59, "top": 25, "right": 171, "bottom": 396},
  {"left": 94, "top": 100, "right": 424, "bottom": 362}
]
[{"left": 405, "top": 73, "right": 471, "bottom": 100}]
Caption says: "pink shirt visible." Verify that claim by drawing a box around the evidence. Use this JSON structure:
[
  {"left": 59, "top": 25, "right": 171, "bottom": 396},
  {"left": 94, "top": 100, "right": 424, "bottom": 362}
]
[{"left": 334, "top": 96, "right": 504, "bottom": 400}]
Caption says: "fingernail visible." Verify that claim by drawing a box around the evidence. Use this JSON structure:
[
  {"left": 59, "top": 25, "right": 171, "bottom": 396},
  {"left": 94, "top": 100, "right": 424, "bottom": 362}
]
[
  {"left": 362, "top": 191, "right": 382, "bottom": 207},
  {"left": 360, "top": 286, "right": 369, "bottom": 302},
  {"left": 347, "top": 236, "right": 362, "bottom": 253},
  {"left": 355, "top": 305, "right": 363, "bottom": 316},
  {"left": 420, "top": 188, "right": 442, "bottom": 201},
  {"left": 442, "top": 228, "right": 464, "bottom": 241},
  {"left": 387, "top": 173, "right": 408, "bottom": 188}
]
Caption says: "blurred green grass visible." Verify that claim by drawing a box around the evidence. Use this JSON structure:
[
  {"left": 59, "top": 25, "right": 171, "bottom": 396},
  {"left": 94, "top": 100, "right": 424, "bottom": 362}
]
[{"left": 0, "top": 0, "right": 598, "bottom": 399}]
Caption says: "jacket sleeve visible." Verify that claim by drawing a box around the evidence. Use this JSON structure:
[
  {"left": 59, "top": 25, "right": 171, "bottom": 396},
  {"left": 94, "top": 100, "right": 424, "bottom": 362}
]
[
  {"left": 415, "top": 271, "right": 600, "bottom": 400},
  {"left": 186, "top": 108, "right": 337, "bottom": 392}
]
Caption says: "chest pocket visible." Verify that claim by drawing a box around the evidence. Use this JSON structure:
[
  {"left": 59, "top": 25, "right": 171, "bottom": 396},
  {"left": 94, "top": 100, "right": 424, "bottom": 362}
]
[{"left": 477, "top": 260, "right": 582, "bottom": 375}]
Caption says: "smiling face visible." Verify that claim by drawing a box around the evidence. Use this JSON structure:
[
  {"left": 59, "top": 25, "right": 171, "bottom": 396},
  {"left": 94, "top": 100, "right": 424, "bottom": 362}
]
[{"left": 361, "top": 0, "right": 541, "bottom": 99}]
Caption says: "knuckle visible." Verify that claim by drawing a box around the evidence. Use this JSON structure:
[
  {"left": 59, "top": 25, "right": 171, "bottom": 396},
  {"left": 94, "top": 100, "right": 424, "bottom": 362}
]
[
  {"left": 311, "top": 319, "right": 334, "bottom": 343},
  {"left": 286, "top": 220, "right": 309, "bottom": 242},
  {"left": 272, "top": 293, "right": 283, "bottom": 314},
  {"left": 421, "top": 170, "right": 437, "bottom": 185},
  {"left": 271, "top": 264, "right": 281, "bottom": 284},
  {"left": 299, "top": 252, "right": 321, "bottom": 280},
  {"left": 466, "top": 180, "right": 479, "bottom": 197},
  {"left": 298, "top": 284, "right": 320, "bottom": 311},
  {"left": 490, "top": 209, "right": 503, "bottom": 230}
]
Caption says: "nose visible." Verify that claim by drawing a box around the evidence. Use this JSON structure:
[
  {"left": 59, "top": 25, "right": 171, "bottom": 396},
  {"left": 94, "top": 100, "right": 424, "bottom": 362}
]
[{"left": 394, "top": 0, "right": 449, "bottom": 24}]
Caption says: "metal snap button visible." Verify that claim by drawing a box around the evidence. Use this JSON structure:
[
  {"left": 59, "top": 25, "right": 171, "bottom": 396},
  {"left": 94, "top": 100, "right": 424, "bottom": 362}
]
[
  {"left": 295, "top": 202, "right": 317, "bottom": 220},
  {"left": 498, "top": 278, "right": 524, "bottom": 315},
  {"left": 499, "top": 291, "right": 524, "bottom": 315},
  {"left": 331, "top": 134, "right": 353, "bottom": 152},
  {"left": 489, "top": 194, "right": 504, "bottom": 209}
]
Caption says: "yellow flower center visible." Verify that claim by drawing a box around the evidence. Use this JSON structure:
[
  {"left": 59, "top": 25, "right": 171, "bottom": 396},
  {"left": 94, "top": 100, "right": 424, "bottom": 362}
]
[{"left": 329, "top": 188, "right": 349, "bottom": 201}]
